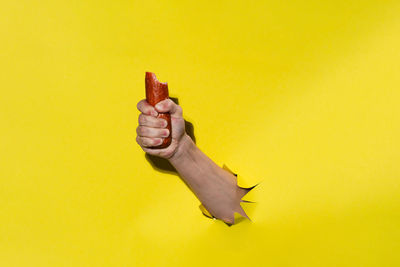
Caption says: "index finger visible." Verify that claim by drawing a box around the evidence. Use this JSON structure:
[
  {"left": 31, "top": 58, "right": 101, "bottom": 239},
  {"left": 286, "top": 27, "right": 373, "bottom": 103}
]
[{"left": 137, "top": 99, "right": 158, "bottom": 116}]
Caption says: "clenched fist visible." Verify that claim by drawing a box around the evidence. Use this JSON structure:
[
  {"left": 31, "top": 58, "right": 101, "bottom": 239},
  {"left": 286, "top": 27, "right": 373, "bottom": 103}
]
[{"left": 136, "top": 98, "right": 187, "bottom": 159}]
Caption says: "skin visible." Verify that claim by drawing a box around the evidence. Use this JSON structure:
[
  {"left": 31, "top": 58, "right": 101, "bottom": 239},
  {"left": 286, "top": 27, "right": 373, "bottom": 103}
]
[{"left": 136, "top": 99, "right": 250, "bottom": 224}]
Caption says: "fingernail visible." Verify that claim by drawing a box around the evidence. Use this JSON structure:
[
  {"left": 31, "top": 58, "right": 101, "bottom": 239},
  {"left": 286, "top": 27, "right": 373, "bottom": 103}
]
[
  {"left": 152, "top": 110, "right": 158, "bottom": 117},
  {"left": 163, "top": 130, "right": 169, "bottom": 137}
]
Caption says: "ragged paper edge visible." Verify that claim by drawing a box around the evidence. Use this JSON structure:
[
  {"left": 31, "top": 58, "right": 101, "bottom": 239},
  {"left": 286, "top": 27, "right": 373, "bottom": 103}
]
[{"left": 199, "top": 164, "right": 259, "bottom": 224}]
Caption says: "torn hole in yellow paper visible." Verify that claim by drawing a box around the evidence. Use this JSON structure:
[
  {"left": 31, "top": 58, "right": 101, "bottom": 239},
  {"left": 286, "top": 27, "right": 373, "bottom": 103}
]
[{"left": 199, "top": 164, "right": 259, "bottom": 225}]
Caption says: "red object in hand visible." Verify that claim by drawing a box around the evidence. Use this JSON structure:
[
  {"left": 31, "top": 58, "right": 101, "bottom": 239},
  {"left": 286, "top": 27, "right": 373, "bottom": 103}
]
[{"left": 145, "top": 72, "right": 172, "bottom": 149}]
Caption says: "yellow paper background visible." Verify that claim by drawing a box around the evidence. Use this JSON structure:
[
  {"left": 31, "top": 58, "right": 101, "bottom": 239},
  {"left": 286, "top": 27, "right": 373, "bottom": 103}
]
[{"left": 1, "top": 0, "right": 399, "bottom": 266}]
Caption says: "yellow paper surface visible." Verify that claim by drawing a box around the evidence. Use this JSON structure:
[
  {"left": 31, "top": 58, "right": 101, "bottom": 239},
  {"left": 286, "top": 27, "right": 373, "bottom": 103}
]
[{"left": 1, "top": 0, "right": 400, "bottom": 266}]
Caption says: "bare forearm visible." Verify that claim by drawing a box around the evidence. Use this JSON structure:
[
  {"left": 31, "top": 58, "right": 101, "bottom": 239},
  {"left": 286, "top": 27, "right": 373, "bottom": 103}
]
[
  {"left": 168, "top": 134, "right": 248, "bottom": 224},
  {"left": 136, "top": 98, "right": 249, "bottom": 224}
]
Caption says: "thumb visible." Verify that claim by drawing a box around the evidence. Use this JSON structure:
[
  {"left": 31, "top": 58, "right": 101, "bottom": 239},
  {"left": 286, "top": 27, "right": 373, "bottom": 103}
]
[{"left": 155, "top": 99, "right": 183, "bottom": 118}]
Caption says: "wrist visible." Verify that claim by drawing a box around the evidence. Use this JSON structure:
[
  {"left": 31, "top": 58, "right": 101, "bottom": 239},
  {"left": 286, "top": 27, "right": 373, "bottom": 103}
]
[{"left": 168, "top": 134, "right": 195, "bottom": 164}]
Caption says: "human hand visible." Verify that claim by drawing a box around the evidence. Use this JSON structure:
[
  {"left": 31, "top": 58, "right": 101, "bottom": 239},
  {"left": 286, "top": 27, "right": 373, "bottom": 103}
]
[{"left": 136, "top": 98, "right": 187, "bottom": 159}]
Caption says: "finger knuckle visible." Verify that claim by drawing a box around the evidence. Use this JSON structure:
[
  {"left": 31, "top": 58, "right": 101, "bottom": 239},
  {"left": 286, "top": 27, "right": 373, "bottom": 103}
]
[
  {"left": 136, "top": 100, "right": 144, "bottom": 110},
  {"left": 138, "top": 114, "right": 147, "bottom": 125},
  {"left": 138, "top": 126, "right": 147, "bottom": 136}
]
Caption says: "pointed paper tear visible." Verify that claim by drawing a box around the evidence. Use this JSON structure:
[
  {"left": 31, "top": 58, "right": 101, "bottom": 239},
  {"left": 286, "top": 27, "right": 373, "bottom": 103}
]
[{"left": 199, "top": 204, "right": 213, "bottom": 218}]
